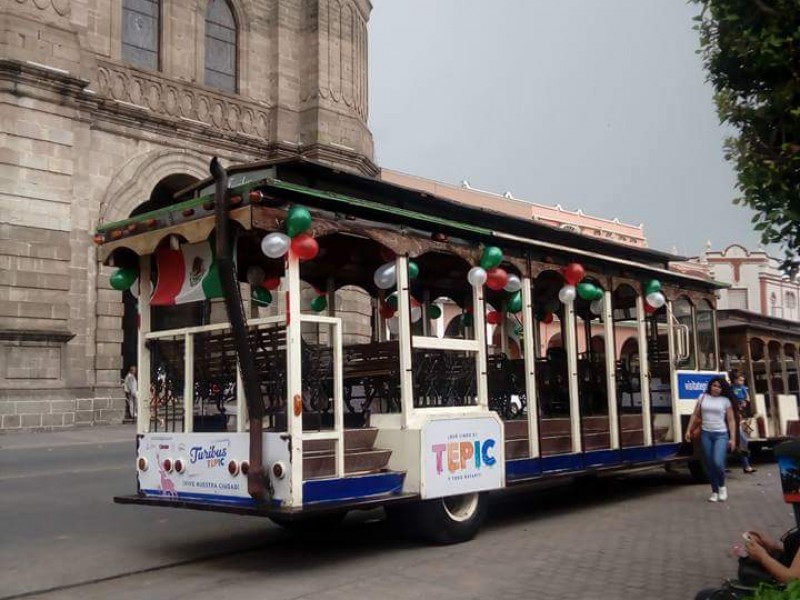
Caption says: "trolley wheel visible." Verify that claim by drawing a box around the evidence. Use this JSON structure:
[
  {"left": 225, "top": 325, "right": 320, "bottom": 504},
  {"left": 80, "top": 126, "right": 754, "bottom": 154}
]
[
  {"left": 268, "top": 511, "right": 347, "bottom": 533},
  {"left": 688, "top": 459, "right": 708, "bottom": 483},
  {"left": 392, "top": 492, "right": 489, "bottom": 545}
]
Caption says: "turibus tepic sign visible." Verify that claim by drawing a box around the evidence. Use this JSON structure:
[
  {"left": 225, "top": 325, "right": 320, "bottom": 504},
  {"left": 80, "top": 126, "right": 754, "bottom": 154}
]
[{"left": 421, "top": 418, "right": 504, "bottom": 499}]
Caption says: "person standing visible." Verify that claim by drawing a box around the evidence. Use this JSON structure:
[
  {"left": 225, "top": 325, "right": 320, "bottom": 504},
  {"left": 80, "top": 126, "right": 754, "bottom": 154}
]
[
  {"left": 123, "top": 365, "right": 138, "bottom": 421},
  {"left": 731, "top": 372, "right": 757, "bottom": 474},
  {"left": 684, "top": 377, "right": 737, "bottom": 502}
]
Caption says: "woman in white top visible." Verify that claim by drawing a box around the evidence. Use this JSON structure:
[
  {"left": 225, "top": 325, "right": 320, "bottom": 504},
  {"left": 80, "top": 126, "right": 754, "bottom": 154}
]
[{"left": 684, "top": 377, "right": 737, "bottom": 502}]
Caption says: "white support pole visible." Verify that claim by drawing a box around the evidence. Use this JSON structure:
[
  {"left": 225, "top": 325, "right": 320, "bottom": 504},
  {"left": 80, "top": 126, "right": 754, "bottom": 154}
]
[
  {"left": 137, "top": 255, "right": 152, "bottom": 435},
  {"left": 286, "top": 254, "right": 303, "bottom": 506},
  {"left": 602, "top": 290, "right": 619, "bottom": 449},
  {"left": 333, "top": 321, "right": 345, "bottom": 478},
  {"left": 564, "top": 299, "right": 582, "bottom": 453},
  {"left": 183, "top": 332, "right": 194, "bottom": 433},
  {"left": 473, "top": 282, "right": 488, "bottom": 410},
  {"left": 522, "top": 279, "right": 539, "bottom": 457},
  {"left": 636, "top": 295, "right": 653, "bottom": 446},
  {"left": 666, "top": 301, "right": 680, "bottom": 443},
  {"left": 396, "top": 256, "right": 414, "bottom": 428}
]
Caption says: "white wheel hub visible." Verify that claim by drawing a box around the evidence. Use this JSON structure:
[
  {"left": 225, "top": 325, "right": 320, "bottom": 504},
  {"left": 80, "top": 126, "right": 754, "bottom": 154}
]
[{"left": 442, "top": 493, "right": 479, "bottom": 522}]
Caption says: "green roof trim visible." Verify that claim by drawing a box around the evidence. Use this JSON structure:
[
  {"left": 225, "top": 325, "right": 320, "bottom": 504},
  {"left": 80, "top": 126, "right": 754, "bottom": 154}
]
[{"left": 262, "top": 178, "right": 494, "bottom": 237}]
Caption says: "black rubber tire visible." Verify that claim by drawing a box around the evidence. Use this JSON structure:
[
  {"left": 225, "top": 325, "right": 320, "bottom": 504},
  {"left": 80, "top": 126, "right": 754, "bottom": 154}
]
[
  {"left": 400, "top": 492, "right": 489, "bottom": 545},
  {"left": 268, "top": 511, "right": 347, "bottom": 534},
  {"left": 688, "top": 459, "right": 709, "bottom": 483}
]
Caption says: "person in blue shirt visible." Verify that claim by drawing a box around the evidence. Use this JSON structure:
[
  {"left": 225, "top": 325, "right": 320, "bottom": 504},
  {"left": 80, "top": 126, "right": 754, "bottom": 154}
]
[{"left": 731, "top": 371, "right": 756, "bottom": 474}]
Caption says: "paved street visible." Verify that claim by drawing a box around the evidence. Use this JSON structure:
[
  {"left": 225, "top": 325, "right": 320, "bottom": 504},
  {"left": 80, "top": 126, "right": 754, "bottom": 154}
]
[{"left": 0, "top": 427, "right": 794, "bottom": 600}]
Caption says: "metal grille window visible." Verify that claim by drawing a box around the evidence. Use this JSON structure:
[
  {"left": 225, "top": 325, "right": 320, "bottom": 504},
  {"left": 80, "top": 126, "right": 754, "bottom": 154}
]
[
  {"left": 122, "top": 0, "right": 160, "bottom": 71},
  {"left": 205, "top": 0, "right": 237, "bottom": 93},
  {"left": 728, "top": 288, "right": 748, "bottom": 310}
]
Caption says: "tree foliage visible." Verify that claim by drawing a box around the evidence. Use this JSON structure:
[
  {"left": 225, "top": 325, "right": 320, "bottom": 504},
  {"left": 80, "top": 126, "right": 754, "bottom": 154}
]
[{"left": 693, "top": 0, "right": 800, "bottom": 276}]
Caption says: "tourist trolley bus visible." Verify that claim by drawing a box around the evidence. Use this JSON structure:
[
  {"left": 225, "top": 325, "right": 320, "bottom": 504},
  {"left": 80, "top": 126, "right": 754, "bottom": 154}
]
[{"left": 100, "top": 158, "right": 723, "bottom": 543}]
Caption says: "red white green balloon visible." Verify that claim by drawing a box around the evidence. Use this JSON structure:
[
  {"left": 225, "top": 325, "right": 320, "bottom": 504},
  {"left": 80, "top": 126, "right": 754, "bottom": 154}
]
[
  {"left": 252, "top": 287, "right": 272, "bottom": 306},
  {"left": 374, "top": 262, "right": 397, "bottom": 290},
  {"left": 290, "top": 234, "right": 319, "bottom": 261},
  {"left": 286, "top": 205, "right": 312, "bottom": 238},
  {"left": 480, "top": 246, "right": 504, "bottom": 270},
  {"left": 386, "top": 292, "right": 398, "bottom": 309},
  {"left": 467, "top": 266, "right": 487, "bottom": 288},
  {"left": 110, "top": 268, "right": 137, "bottom": 291},
  {"left": 577, "top": 281, "right": 598, "bottom": 301},
  {"left": 408, "top": 261, "right": 419, "bottom": 280},
  {"left": 558, "top": 285, "right": 577, "bottom": 304},
  {"left": 646, "top": 291, "right": 666, "bottom": 309},
  {"left": 428, "top": 304, "right": 442, "bottom": 319},
  {"left": 506, "top": 290, "right": 523, "bottom": 313},
  {"left": 261, "top": 232, "right": 291, "bottom": 258},
  {"left": 644, "top": 279, "right": 662, "bottom": 296},
  {"left": 563, "top": 263, "right": 585, "bottom": 286},
  {"left": 504, "top": 273, "right": 522, "bottom": 293},
  {"left": 310, "top": 295, "right": 327, "bottom": 312},
  {"left": 486, "top": 267, "right": 509, "bottom": 291}
]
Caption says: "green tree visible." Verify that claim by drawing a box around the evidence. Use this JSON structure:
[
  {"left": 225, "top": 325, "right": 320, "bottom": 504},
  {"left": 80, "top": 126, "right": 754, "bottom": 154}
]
[{"left": 693, "top": 0, "right": 800, "bottom": 276}]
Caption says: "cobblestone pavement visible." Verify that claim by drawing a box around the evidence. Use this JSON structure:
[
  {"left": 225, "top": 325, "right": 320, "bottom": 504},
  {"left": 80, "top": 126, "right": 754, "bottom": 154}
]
[{"left": 18, "top": 457, "right": 794, "bottom": 600}]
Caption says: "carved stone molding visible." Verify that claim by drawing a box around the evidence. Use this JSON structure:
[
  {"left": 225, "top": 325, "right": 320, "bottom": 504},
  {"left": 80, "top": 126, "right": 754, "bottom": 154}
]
[
  {"left": 93, "top": 60, "right": 271, "bottom": 139},
  {"left": 303, "top": 0, "right": 368, "bottom": 120},
  {"left": 14, "top": 0, "right": 70, "bottom": 16}
]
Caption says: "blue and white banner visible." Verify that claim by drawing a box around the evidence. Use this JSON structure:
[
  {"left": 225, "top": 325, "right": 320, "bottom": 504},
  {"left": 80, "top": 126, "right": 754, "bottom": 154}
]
[{"left": 676, "top": 371, "right": 727, "bottom": 401}]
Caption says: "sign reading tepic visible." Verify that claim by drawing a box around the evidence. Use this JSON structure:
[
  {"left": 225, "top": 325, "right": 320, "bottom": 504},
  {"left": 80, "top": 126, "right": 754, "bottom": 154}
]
[{"left": 421, "top": 417, "right": 504, "bottom": 499}]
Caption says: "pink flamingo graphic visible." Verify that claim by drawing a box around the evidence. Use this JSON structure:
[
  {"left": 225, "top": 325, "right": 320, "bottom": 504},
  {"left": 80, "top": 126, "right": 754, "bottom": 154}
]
[{"left": 156, "top": 454, "right": 178, "bottom": 498}]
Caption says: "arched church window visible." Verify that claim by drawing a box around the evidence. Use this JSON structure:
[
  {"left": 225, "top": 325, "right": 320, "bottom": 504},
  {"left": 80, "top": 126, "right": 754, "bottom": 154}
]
[
  {"left": 122, "top": 0, "right": 160, "bottom": 70},
  {"left": 205, "top": 0, "right": 238, "bottom": 93}
]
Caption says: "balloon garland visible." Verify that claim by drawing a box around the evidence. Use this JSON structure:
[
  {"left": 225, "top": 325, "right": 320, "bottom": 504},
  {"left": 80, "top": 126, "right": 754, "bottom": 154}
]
[
  {"left": 644, "top": 279, "right": 666, "bottom": 311},
  {"left": 260, "top": 205, "right": 319, "bottom": 262}
]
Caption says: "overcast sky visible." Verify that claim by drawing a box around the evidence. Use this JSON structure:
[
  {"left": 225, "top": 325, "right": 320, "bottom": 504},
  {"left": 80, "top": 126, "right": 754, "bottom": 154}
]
[{"left": 368, "top": 1, "right": 762, "bottom": 257}]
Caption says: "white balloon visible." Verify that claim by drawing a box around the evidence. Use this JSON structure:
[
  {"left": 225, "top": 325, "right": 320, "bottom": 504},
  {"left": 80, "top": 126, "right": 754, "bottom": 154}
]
[
  {"left": 373, "top": 262, "right": 397, "bottom": 290},
  {"left": 590, "top": 298, "right": 604, "bottom": 315},
  {"left": 504, "top": 273, "right": 522, "bottom": 293},
  {"left": 410, "top": 306, "right": 422, "bottom": 323},
  {"left": 261, "top": 232, "right": 291, "bottom": 259},
  {"left": 558, "top": 285, "right": 577, "bottom": 304},
  {"left": 246, "top": 266, "right": 265, "bottom": 286},
  {"left": 646, "top": 291, "right": 666, "bottom": 309},
  {"left": 467, "top": 266, "right": 488, "bottom": 288},
  {"left": 387, "top": 316, "right": 400, "bottom": 335}
]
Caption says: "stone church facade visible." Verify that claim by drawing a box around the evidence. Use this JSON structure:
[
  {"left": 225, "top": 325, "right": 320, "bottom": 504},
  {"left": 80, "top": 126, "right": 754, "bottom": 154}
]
[{"left": 0, "top": 0, "right": 375, "bottom": 429}]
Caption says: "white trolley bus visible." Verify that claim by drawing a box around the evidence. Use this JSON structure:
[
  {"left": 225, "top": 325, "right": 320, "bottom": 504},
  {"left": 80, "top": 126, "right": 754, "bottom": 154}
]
[{"left": 100, "top": 158, "right": 723, "bottom": 543}]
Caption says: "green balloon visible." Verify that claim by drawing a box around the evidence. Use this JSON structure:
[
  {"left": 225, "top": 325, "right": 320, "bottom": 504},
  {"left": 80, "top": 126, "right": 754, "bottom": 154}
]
[
  {"left": 577, "top": 281, "right": 598, "bottom": 301},
  {"left": 310, "top": 295, "right": 327, "bottom": 312},
  {"left": 480, "top": 246, "right": 504, "bottom": 270},
  {"left": 408, "top": 261, "right": 419, "bottom": 280},
  {"left": 386, "top": 293, "right": 398, "bottom": 309},
  {"left": 591, "top": 287, "right": 605, "bottom": 301},
  {"left": 644, "top": 279, "right": 662, "bottom": 295},
  {"left": 461, "top": 313, "right": 474, "bottom": 328},
  {"left": 507, "top": 290, "right": 523, "bottom": 313},
  {"left": 252, "top": 287, "right": 272, "bottom": 306},
  {"left": 110, "top": 268, "right": 137, "bottom": 291},
  {"left": 428, "top": 304, "right": 442, "bottom": 319},
  {"left": 286, "top": 205, "right": 312, "bottom": 238}
]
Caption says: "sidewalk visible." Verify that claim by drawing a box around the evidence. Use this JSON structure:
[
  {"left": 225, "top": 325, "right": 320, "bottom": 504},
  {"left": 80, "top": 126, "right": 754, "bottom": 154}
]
[{"left": 0, "top": 423, "right": 136, "bottom": 450}]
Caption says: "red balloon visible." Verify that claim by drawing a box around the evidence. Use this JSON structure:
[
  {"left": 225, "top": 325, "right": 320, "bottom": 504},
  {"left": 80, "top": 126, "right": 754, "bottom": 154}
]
[
  {"left": 380, "top": 304, "right": 396, "bottom": 319},
  {"left": 486, "top": 267, "right": 509, "bottom": 291},
  {"left": 487, "top": 310, "right": 502, "bottom": 325},
  {"left": 563, "top": 263, "right": 585, "bottom": 286},
  {"left": 290, "top": 234, "right": 319, "bottom": 261},
  {"left": 644, "top": 303, "right": 657, "bottom": 315},
  {"left": 262, "top": 277, "right": 281, "bottom": 291},
  {"left": 542, "top": 312, "right": 554, "bottom": 324}
]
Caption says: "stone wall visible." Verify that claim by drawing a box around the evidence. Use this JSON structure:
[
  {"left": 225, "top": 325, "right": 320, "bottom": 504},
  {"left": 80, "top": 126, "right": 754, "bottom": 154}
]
[{"left": 0, "top": 0, "right": 375, "bottom": 430}]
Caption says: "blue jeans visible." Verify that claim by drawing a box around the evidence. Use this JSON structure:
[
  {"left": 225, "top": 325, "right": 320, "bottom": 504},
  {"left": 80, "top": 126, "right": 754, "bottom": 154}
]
[
  {"left": 701, "top": 430, "right": 729, "bottom": 492},
  {"left": 739, "top": 427, "right": 752, "bottom": 470}
]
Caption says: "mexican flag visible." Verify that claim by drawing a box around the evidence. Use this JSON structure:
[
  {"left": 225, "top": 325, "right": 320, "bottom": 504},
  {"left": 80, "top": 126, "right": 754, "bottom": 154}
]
[{"left": 150, "top": 239, "right": 224, "bottom": 306}]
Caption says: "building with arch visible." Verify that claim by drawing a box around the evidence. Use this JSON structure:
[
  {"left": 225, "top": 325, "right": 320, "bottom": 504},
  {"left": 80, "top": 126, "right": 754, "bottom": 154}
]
[{"left": 1, "top": 0, "right": 375, "bottom": 429}]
